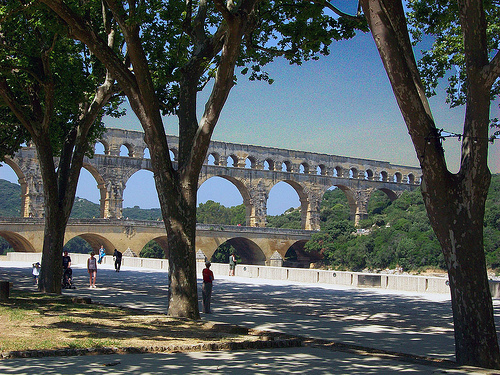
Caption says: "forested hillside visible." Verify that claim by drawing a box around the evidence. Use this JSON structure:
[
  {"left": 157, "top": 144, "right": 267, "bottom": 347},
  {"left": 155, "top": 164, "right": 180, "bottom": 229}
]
[
  {"left": 1, "top": 175, "right": 499, "bottom": 272},
  {"left": 0, "top": 179, "right": 21, "bottom": 217}
]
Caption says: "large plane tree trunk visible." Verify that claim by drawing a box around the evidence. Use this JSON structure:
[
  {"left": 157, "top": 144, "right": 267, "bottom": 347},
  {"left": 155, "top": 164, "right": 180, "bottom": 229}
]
[
  {"left": 360, "top": 0, "right": 500, "bottom": 368},
  {"left": 423, "top": 172, "right": 499, "bottom": 368}
]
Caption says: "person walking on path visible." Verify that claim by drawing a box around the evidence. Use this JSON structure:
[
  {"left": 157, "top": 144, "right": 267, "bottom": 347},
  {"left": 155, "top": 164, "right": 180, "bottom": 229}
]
[
  {"left": 229, "top": 252, "right": 236, "bottom": 276},
  {"left": 87, "top": 252, "right": 97, "bottom": 288},
  {"left": 113, "top": 249, "right": 122, "bottom": 272},
  {"left": 202, "top": 262, "right": 214, "bottom": 313},
  {"left": 32, "top": 262, "right": 40, "bottom": 285},
  {"left": 98, "top": 245, "right": 105, "bottom": 264}
]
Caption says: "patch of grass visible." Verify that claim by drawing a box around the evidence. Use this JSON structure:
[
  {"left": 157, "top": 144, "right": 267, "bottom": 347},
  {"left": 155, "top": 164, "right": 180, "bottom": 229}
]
[{"left": 0, "top": 290, "right": 256, "bottom": 353}]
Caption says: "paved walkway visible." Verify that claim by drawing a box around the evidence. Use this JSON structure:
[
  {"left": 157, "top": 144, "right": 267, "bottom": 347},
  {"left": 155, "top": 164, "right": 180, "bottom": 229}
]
[{"left": 1, "top": 261, "right": 499, "bottom": 374}]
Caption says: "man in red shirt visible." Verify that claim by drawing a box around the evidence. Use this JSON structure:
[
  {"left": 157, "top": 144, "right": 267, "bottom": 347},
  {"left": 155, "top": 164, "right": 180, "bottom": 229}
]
[{"left": 202, "top": 262, "right": 214, "bottom": 313}]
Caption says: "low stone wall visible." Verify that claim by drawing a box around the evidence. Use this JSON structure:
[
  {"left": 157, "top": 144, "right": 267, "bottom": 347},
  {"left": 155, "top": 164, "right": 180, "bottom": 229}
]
[{"left": 8, "top": 252, "right": 500, "bottom": 298}]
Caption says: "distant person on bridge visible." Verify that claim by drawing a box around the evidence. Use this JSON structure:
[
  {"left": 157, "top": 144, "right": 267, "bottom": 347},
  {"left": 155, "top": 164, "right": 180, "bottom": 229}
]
[
  {"left": 113, "top": 249, "right": 122, "bottom": 272},
  {"left": 98, "top": 245, "right": 105, "bottom": 264},
  {"left": 87, "top": 252, "right": 97, "bottom": 288},
  {"left": 202, "top": 262, "right": 214, "bottom": 314}
]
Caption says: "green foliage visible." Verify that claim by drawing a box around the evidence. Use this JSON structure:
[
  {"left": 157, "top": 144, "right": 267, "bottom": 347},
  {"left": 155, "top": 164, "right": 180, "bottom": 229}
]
[
  {"left": 0, "top": 2, "right": 114, "bottom": 158},
  {"left": 306, "top": 188, "right": 449, "bottom": 272},
  {"left": 196, "top": 201, "right": 245, "bottom": 226},
  {"left": 140, "top": 241, "right": 165, "bottom": 259},
  {"left": 407, "top": 0, "right": 500, "bottom": 108},
  {"left": 63, "top": 236, "right": 93, "bottom": 254},
  {"left": 266, "top": 208, "right": 302, "bottom": 229},
  {"left": 0, "top": 179, "right": 21, "bottom": 217},
  {"left": 0, "top": 237, "right": 14, "bottom": 255},
  {"left": 123, "top": 207, "right": 162, "bottom": 221},
  {"left": 210, "top": 243, "right": 240, "bottom": 264},
  {"left": 70, "top": 198, "right": 101, "bottom": 219}
]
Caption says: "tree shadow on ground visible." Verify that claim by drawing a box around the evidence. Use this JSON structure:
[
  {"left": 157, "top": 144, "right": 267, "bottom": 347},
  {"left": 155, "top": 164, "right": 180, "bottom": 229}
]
[{"left": 2, "top": 263, "right": 500, "bottom": 363}]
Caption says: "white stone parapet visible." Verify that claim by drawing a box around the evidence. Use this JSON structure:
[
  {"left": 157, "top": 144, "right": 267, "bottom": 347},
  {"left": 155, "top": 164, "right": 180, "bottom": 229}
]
[{"left": 3, "top": 252, "right": 467, "bottom": 296}]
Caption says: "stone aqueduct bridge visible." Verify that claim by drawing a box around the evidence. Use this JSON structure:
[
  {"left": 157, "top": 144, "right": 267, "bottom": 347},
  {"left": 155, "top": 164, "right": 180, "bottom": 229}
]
[
  {"left": 4, "top": 128, "right": 422, "bottom": 229},
  {"left": 1, "top": 128, "right": 421, "bottom": 264},
  {"left": 0, "top": 218, "right": 311, "bottom": 265}
]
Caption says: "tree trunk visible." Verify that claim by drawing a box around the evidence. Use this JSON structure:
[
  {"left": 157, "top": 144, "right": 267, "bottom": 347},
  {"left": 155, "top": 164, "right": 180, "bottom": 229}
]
[
  {"left": 165, "top": 195, "right": 199, "bottom": 319},
  {"left": 360, "top": 0, "right": 500, "bottom": 368},
  {"left": 423, "top": 174, "right": 500, "bottom": 368},
  {"left": 38, "top": 214, "right": 65, "bottom": 294},
  {"left": 155, "top": 168, "right": 200, "bottom": 319}
]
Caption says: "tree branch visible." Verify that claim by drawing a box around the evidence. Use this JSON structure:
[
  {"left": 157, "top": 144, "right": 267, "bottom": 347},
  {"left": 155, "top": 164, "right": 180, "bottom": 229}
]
[{"left": 483, "top": 49, "right": 500, "bottom": 88}]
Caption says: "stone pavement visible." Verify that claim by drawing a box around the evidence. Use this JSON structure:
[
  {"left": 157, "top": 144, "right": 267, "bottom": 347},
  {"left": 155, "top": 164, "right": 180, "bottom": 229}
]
[{"left": 1, "top": 261, "right": 499, "bottom": 374}]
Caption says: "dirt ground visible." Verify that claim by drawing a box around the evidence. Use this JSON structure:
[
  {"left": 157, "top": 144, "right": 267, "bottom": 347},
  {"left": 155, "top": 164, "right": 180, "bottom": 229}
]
[{"left": 0, "top": 290, "right": 260, "bottom": 354}]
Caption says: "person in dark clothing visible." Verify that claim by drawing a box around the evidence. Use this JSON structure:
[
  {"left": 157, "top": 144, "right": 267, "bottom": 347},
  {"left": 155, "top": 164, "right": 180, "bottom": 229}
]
[
  {"left": 62, "top": 251, "right": 71, "bottom": 270},
  {"left": 113, "top": 249, "right": 122, "bottom": 272},
  {"left": 202, "top": 262, "right": 214, "bottom": 313}
]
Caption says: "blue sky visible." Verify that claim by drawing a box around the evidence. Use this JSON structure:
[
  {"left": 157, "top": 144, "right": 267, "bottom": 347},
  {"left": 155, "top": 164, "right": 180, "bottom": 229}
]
[{"left": 1, "top": 28, "right": 499, "bottom": 215}]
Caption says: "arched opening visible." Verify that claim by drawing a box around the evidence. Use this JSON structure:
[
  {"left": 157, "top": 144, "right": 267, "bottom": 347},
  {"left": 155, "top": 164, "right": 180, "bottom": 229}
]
[
  {"left": 349, "top": 168, "right": 358, "bottom": 179},
  {"left": 211, "top": 238, "right": 266, "bottom": 265},
  {"left": 407, "top": 173, "right": 415, "bottom": 184},
  {"left": 0, "top": 162, "right": 22, "bottom": 217},
  {"left": 360, "top": 190, "right": 394, "bottom": 228},
  {"left": 143, "top": 148, "right": 151, "bottom": 159},
  {"left": 63, "top": 236, "right": 94, "bottom": 254},
  {"left": 0, "top": 232, "right": 35, "bottom": 253},
  {"left": 379, "top": 171, "right": 388, "bottom": 182},
  {"left": 65, "top": 233, "right": 115, "bottom": 255},
  {"left": 94, "top": 141, "right": 107, "bottom": 155},
  {"left": 394, "top": 172, "right": 402, "bottom": 183},
  {"left": 73, "top": 167, "right": 102, "bottom": 218},
  {"left": 263, "top": 159, "right": 274, "bottom": 171},
  {"left": 365, "top": 169, "right": 374, "bottom": 180},
  {"left": 334, "top": 166, "right": 342, "bottom": 178},
  {"left": 267, "top": 181, "right": 302, "bottom": 227},
  {"left": 227, "top": 155, "right": 238, "bottom": 167},
  {"left": 281, "top": 161, "right": 292, "bottom": 172},
  {"left": 299, "top": 162, "right": 309, "bottom": 174},
  {"left": 197, "top": 176, "right": 245, "bottom": 225},
  {"left": 123, "top": 169, "right": 159, "bottom": 212},
  {"left": 319, "top": 186, "right": 352, "bottom": 228},
  {"left": 317, "top": 164, "right": 326, "bottom": 176},
  {"left": 245, "top": 156, "right": 256, "bottom": 169},
  {"left": 120, "top": 144, "right": 132, "bottom": 157},
  {"left": 207, "top": 153, "right": 220, "bottom": 166},
  {"left": 284, "top": 240, "right": 319, "bottom": 268},
  {"left": 210, "top": 242, "right": 240, "bottom": 264},
  {"left": 140, "top": 237, "right": 169, "bottom": 259}
]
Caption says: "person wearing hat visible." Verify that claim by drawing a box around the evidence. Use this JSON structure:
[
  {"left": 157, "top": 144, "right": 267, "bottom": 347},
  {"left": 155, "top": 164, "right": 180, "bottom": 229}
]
[
  {"left": 202, "top": 261, "right": 214, "bottom": 313},
  {"left": 32, "top": 262, "right": 40, "bottom": 285}
]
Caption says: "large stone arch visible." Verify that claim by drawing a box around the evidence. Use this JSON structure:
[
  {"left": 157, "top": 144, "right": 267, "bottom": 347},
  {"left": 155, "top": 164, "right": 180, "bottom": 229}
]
[
  {"left": 143, "top": 236, "right": 169, "bottom": 259},
  {"left": 217, "top": 237, "right": 266, "bottom": 265},
  {"left": 377, "top": 187, "right": 399, "bottom": 202},
  {"left": 0, "top": 231, "right": 36, "bottom": 252},
  {"left": 198, "top": 175, "right": 253, "bottom": 225},
  {"left": 81, "top": 163, "right": 107, "bottom": 218},
  {"left": 122, "top": 168, "right": 157, "bottom": 212},
  {"left": 268, "top": 179, "right": 307, "bottom": 226},
  {"left": 283, "top": 240, "right": 313, "bottom": 268},
  {"left": 329, "top": 184, "right": 358, "bottom": 222},
  {"left": 64, "top": 233, "right": 116, "bottom": 255},
  {"left": 2, "top": 157, "right": 28, "bottom": 217}
]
